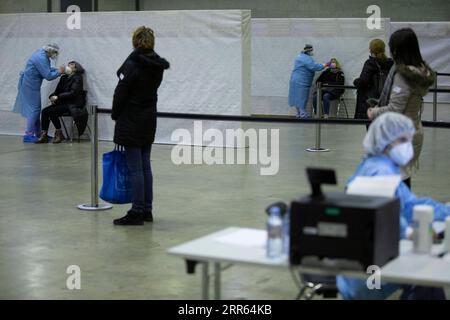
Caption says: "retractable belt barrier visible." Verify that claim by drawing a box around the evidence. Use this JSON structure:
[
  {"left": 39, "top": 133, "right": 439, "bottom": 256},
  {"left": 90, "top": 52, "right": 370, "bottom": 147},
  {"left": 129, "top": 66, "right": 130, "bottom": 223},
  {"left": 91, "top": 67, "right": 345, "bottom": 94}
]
[{"left": 78, "top": 81, "right": 450, "bottom": 210}]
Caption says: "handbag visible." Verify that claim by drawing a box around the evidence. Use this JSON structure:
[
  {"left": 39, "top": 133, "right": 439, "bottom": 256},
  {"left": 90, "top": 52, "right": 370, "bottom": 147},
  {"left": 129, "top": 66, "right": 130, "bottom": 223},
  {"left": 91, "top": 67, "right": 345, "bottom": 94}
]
[{"left": 99, "top": 145, "right": 133, "bottom": 204}]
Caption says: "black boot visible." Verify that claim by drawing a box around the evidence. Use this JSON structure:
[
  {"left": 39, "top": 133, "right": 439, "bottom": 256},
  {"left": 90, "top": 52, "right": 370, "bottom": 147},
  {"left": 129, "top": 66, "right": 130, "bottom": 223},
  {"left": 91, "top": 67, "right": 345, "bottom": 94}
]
[
  {"left": 52, "top": 129, "right": 65, "bottom": 144},
  {"left": 143, "top": 210, "right": 153, "bottom": 222},
  {"left": 113, "top": 210, "right": 144, "bottom": 225}
]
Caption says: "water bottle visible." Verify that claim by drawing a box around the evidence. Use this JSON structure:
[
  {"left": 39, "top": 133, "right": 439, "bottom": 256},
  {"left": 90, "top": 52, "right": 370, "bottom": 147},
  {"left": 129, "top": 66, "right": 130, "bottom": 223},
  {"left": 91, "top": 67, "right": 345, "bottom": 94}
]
[
  {"left": 267, "top": 207, "right": 283, "bottom": 260},
  {"left": 282, "top": 209, "right": 290, "bottom": 256},
  {"left": 412, "top": 205, "right": 434, "bottom": 254}
]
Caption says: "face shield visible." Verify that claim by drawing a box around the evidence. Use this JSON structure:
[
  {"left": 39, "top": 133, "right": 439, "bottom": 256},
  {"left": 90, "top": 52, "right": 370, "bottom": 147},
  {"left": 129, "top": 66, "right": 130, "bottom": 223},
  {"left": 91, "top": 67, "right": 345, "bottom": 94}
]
[{"left": 43, "top": 44, "right": 60, "bottom": 62}]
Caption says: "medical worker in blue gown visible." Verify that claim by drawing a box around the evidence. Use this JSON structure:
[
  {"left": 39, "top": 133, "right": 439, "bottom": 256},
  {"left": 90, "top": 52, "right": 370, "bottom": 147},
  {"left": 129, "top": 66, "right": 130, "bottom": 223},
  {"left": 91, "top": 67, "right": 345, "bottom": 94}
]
[
  {"left": 13, "top": 44, "right": 64, "bottom": 142},
  {"left": 288, "top": 44, "right": 329, "bottom": 119},
  {"left": 337, "top": 112, "right": 450, "bottom": 300}
]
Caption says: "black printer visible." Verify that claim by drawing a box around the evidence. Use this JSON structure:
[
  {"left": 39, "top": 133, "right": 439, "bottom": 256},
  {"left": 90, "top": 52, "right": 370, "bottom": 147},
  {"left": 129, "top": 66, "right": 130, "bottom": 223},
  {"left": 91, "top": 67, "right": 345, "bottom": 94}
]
[{"left": 289, "top": 168, "right": 400, "bottom": 270}]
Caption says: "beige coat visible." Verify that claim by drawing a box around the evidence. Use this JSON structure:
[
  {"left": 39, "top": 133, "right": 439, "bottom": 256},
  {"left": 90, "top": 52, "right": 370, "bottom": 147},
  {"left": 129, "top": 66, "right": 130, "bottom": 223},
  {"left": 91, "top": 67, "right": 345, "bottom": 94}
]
[{"left": 372, "top": 64, "right": 435, "bottom": 178}]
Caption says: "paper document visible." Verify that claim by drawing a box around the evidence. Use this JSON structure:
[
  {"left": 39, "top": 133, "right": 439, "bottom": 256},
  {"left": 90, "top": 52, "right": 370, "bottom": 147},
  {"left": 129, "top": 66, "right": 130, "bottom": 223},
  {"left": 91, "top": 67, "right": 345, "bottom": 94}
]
[
  {"left": 214, "top": 228, "right": 267, "bottom": 248},
  {"left": 346, "top": 175, "right": 401, "bottom": 198}
]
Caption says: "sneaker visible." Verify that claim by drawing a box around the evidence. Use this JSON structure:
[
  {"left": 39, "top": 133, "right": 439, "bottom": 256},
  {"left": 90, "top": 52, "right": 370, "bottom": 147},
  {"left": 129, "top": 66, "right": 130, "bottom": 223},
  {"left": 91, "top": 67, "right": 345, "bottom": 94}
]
[
  {"left": 35, "top": 132, "right": 49, "bottom": 144},
  {"left": 113, "top": 210, "right": 144, "bottom": 226},
  {"left": 323, "top": 114, "right": 329, "bottom": 119},
  {"left": 143, "top": 210, "right": 153, "bottom": 222},
  {"left": 23, "top": 134, "right": 39, "bottom": 143}
]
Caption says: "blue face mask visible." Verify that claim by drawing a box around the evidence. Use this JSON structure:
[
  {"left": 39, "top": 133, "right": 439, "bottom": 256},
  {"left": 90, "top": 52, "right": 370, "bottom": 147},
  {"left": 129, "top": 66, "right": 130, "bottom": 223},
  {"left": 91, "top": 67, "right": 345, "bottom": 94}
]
[{"left": 389, "top": 142, "right": 414, "bottom": 166}]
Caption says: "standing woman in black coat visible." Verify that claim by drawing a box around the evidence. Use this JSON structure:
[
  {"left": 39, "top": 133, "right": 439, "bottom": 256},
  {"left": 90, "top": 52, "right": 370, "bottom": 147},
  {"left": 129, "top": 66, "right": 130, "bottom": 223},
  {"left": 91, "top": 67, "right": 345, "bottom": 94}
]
[
  {"left": 353, "top": 39, "right": 394, "bottom": 120},
  {"left": 112, "top": 26, "right": 170, "bottom": 226}
]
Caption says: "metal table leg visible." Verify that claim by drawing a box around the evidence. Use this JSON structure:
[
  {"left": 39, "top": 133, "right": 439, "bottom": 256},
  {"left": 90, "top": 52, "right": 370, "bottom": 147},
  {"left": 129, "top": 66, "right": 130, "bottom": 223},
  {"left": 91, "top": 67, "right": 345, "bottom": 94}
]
[
  {"left": 202, "top": 262, "right": 209, "bottom": 300},
  {"left": 214, "top": 262, "right": 221, "bottom": 300}
]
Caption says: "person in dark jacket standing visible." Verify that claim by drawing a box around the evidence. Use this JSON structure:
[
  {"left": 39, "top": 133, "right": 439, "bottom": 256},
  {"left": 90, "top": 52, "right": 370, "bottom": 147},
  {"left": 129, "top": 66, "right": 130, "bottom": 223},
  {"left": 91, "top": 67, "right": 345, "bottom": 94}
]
[
  {"left": 112, "top": 26, "right": 170, "bottom": 226},
  {"left": 312, "top": 58, "right": 345, "bottom": 118},
  {"left": 367, "top": 28, "right": 435, "bottom": 189},
  {"left": 353, "top": 39, "right": 394, "bottom": 120},
  {"left": 35, "top": 61, "right": 87, "bottom": 144}
]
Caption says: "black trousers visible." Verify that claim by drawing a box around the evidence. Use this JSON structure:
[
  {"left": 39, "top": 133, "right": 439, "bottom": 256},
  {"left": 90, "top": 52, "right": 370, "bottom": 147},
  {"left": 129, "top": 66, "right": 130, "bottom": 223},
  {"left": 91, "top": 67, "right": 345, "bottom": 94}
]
[{"left": 41, "top": 104, "right": 70, "bottom": 131}]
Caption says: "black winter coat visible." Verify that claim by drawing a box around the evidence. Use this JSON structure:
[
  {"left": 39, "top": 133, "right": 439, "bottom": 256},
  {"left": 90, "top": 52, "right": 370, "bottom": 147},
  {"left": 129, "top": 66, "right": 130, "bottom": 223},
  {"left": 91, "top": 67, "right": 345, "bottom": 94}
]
[
  {"left": 50, "top": 62, "right": 88, "bottom": 135},
  {"left": 112, "top": 48, "right": 170, "bottom": 147},
  {"left": 353, "top": 56, "right": 394, "bottom": 119},
  {"left": 315, "top": 69, "right": 345, "bottom": 97}
]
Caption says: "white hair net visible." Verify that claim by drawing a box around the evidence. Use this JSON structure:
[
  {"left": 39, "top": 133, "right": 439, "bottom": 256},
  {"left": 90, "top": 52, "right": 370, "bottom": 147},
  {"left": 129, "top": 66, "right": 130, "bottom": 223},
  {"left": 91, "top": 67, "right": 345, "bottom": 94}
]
[
  {"left": 43, "top": 43, "right": 60, "bottom": 54},
  {"left": 363, "top": 112, "right": 415, "bottom": 155}
]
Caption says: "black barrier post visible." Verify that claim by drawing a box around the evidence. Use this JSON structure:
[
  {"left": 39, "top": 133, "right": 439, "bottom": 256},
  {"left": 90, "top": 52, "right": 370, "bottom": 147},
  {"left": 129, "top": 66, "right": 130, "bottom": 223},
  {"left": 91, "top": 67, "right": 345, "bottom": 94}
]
[
  {"left": 78, "top": 105, "right": 113, "bottom": 211},
  {"left": 433, "top": 72, "right": 438, "bottom": 122},
  {"left": 307, "top": 82, "right": 330, "bottom": 152}
]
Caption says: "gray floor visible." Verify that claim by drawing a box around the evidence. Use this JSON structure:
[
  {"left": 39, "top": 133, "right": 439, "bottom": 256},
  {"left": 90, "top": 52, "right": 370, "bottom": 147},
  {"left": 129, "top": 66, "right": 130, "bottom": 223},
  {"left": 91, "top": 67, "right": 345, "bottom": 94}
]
[{"left": 1, "top": 121, "right": 449, "bottom": 299}]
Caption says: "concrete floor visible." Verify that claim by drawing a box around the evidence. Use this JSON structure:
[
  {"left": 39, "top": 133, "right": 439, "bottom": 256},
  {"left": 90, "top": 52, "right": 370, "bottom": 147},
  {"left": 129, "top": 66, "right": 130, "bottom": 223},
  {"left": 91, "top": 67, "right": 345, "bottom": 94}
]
[{"left": 1, "top": 122, "right": 449, "bottom": 300}]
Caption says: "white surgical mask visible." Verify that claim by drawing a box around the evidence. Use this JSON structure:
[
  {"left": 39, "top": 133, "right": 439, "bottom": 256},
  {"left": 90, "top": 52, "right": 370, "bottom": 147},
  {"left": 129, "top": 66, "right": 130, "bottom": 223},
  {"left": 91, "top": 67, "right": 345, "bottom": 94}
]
[
  {"left": 389, "top": 142, "right": 414, "bottom": 166},
  {"left": 65, "top": 66, "right": 74, "bottom": 75}
]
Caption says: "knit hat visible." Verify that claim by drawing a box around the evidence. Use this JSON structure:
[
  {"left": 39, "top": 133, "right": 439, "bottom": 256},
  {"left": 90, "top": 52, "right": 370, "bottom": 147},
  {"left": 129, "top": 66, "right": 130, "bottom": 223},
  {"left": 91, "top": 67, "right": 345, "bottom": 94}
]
[{"left": 369, "top": 39, "right": 386, "bottom": 54}]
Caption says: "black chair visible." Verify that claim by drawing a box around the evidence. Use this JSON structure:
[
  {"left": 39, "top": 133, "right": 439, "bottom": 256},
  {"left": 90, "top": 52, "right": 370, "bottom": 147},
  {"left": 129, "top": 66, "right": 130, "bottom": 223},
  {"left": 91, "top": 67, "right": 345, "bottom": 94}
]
[
  {"left": 59, "top": 90, "right": 89, "bottom": 143},
  {"left": 296, "top": 274, "right": 339, "bottom": 300},
  {"left": 59, "top": 112, "right": 90, "bottom": 143},
  {"left": 336, "top": 96, "right": 349, "bottom": 118},
  {"left": 314, "top": 92, "right": 348, "bottom": 119}
]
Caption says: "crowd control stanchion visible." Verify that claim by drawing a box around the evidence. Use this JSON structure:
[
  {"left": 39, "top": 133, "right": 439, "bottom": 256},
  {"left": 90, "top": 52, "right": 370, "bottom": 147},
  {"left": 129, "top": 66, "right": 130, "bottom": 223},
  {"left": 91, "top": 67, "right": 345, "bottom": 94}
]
[
  {"left": 78, "top": 105, "right": 113, "bottom": 211},
  {"left": 307, "top": 82, "right": 330, "bottom": 153},
  {"left": 433, "top": 72, "right": 438, "bottom": 122}
]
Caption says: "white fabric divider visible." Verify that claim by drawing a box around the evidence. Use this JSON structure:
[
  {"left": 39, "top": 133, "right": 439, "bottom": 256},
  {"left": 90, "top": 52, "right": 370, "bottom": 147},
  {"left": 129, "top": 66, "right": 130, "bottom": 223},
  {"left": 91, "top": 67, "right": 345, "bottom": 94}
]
[
  {"left": 251, "top": 18, "right": 391, "bottom": 100},
  {"left": 0, "top": 10, "right": 251, "bottom": 147},
  {"left": 250, "top": 19, "right": 450, "bottom": 117},
  {"left": 1, "top": 15, "right": 449, "bottom": 137}
]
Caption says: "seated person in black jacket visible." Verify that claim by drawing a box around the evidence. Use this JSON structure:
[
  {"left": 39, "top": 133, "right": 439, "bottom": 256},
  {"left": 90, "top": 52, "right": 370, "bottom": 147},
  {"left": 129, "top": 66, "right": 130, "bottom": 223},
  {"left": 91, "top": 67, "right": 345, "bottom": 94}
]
[
  {"left": 312, "top": 58, "right": 345, "bottom": 118},
  {"left": 36, "top": 61, "right": 87, "bottom": 144}
]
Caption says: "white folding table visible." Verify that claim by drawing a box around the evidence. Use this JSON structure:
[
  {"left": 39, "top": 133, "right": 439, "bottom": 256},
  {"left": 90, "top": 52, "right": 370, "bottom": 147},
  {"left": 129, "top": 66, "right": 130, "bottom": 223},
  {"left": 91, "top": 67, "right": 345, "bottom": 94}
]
[{"left": 168, "top": 227, "right": 450, "bottom": 300}]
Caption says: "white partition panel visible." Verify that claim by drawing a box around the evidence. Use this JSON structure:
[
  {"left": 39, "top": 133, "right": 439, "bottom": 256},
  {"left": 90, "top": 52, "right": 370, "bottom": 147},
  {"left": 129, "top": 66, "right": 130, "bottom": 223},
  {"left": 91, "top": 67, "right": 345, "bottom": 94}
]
[
  {"left": 0, "top": 10, "right": 251, "bottom": 146},
  {"left": 251, "top": 18, "right": 391, "bottom": 116}
]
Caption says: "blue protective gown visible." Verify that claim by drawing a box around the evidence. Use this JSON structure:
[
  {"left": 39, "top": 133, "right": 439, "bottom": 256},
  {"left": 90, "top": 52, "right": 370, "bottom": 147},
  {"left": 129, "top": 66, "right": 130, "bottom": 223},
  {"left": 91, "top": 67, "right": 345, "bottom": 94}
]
[
  {"left": 288, "top": 53, "right": 324, "bottom": 109},
  {"left": 12, "top": 49, "right": 60, "bottom": 133},
  {"left": 337, "top": 155, "right": 450, "bottom": 300}
]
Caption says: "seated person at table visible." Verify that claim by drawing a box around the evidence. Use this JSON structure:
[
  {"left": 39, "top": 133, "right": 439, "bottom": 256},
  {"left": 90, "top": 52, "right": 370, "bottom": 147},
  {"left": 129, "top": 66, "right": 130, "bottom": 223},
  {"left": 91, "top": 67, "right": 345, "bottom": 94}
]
[
  {"left": 312, "top": 58, "right": 345, "bottom": 118},
  {"left": 36, "top": 61, "right": 88, "bottom": 144},
  {"left": 337, "top": 112, "right": 450, "bottom": 300}
]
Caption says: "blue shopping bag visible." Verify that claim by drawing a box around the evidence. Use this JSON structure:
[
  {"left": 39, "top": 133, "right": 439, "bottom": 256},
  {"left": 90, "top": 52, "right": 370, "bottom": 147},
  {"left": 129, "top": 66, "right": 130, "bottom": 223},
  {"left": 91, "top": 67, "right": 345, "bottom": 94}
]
[{"left": 99, "top": 145, "right": 133, "bottom": 204}]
